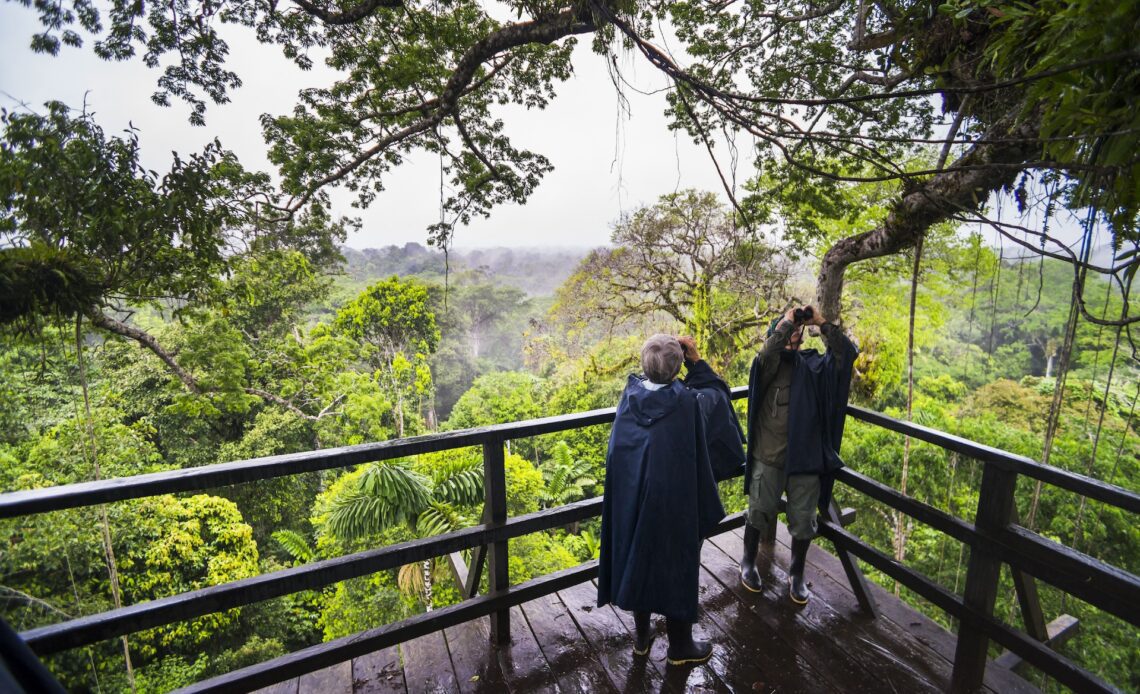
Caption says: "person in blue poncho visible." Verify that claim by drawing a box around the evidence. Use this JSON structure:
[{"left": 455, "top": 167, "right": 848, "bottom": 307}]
[
  {"left": 739, "top": 305, "right": 859, "bottom": 604},
  {"left": 597, "top": 334, "right": 733, "bottom": 666}
]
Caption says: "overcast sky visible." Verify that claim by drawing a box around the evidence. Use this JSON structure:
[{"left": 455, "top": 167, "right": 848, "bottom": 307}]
[{"left": 0, "top": 7, "right": 754, "bottom": 251}]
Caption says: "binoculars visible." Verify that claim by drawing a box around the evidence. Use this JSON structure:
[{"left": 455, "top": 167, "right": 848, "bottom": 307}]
[{"left": 793, "top": 306, "right": 814, "bottom": 324}]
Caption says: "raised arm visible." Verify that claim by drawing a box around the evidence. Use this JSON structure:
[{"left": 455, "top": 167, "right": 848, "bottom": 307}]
[
  {"left": 806, "top": 307, "right": 859, "bottom": 362},
  {"left": 760, "top": 308, "right": 800, "bottom": 359}
]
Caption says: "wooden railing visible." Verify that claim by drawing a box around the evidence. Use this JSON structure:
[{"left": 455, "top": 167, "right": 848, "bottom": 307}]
[{"left": 0, "top": 390, "right": 1137, "bottom": 693}]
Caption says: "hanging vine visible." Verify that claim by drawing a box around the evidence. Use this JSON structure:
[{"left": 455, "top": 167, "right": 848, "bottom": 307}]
[
  {"left": 1026, "top": 214, "right": 1095, "bottom": 530},
  {"left": 74, "top": 315, "right": 135, "bottom": 691}
]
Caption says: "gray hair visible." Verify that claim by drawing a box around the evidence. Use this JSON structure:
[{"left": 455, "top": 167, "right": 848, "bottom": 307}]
[{"left": 641, "top": 334, "right": 683, "bottom": 384}]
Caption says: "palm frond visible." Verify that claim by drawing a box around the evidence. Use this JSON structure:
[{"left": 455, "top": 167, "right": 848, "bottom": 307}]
[
  {"left": 397, "top": 562, "right": 424, "bottom": 599},
  {"left": 326, "top": 461, "right": 431, "bottom": 540},
  {"left": 433, "top": 467, "right": 484, "bottom": 506},
  {"left": 416, "top": 501, "right": 468, "bottom": 538}
]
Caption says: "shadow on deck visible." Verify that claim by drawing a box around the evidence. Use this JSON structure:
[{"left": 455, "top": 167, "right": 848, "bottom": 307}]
[{"left": 255, "top": 525, "right": 1039, "bottom": 694}]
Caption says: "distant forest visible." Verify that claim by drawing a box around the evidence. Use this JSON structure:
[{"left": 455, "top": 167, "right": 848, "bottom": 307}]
[{"left": 341, "top": 244, "right": 590, "bottom": 296}]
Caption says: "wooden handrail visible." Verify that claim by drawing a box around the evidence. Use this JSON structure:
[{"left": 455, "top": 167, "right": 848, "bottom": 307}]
[{"left": 0, "top": 408, "right": 617, "bottom": 519}]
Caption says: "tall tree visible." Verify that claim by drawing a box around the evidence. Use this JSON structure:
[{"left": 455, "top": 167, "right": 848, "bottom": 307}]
[
  {"left": 555, "top": 190, "right": 791, "bottom": 369},
  {"left": 331, "top": 277, "right": 440, "bottom": 435}
]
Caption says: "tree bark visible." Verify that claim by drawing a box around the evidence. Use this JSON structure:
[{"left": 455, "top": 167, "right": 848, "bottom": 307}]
[{"left": 816, "top": 113, "right": 1041, "bottom": 321}]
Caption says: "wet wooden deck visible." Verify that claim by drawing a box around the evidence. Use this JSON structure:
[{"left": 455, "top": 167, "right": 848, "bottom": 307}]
[{"left": 256, "top": 525, "right": 1039, "bottom": 693}]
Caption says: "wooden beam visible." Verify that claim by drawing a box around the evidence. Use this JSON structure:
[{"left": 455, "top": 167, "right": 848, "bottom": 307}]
[
  {"left": 822, "top": 524, "right": 1115, "bottom": 694},
  {"left": 995, "top": 526, "right": 1140, "bottom": 627},
  {"left": 844, "top": 404, "right": 1140, "bottom": 515},
  {"left": 483, "top": 437, "right": 510, "bottom": 645},
  {"left": 824, "top": 499, "right": 878, "bottom": 617},
  {"left": 464, "top": 544, "right": 486, "bottom": 599},
  {"left": 836, "top": 467, "right": 977, "bottom": 545},
  {"left": 178, "top": 513, "right": 752, "bottom": 693},
  {"left": 179, "top": 562, "right": 600, "bottom": 694},
  {"left": 0, "top": 409, "right": 619, "bottom": 519},
  {"left": 447, "top": 551, "right": 468, "bottom": 592}
]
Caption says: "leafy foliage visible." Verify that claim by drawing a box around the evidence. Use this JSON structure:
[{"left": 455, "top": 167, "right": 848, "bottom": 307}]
[
  {"left": 539, "top": 441, "right": 597, "bottom": 508},
  {"left": 0, "top": 102, "right": 266, "bottom": 329}
]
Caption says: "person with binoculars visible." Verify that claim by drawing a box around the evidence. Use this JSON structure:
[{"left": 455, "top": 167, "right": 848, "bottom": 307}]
[{"left": 740, "top": 305, "right": 859, "bottom": 604}]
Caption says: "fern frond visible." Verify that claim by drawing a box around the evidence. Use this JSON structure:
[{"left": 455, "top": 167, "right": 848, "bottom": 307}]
[{"left": 271, "top": 529, "right": 314, "bottom": 564}]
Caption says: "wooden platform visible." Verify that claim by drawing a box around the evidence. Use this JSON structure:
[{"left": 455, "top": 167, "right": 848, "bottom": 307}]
[{"left": 255, "top": 525, "right": 1040, "bottom": 693}]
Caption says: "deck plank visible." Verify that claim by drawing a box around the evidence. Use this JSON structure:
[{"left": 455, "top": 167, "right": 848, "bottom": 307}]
[
  {"left": 692, "top": 564, "right": 805, "bottom": 694},
  {"left": 557, "top": 580, "right": 676, "bottom": 693},
  {"left": 442, "top": 617, "right": 509, "bottom": 694},
  {"left": 298, "top": 660, "right": 351, "bottom": 694},
  {"left": 318, "top": 525, "right": 1043, "bottom": 694},
  {"left": 710, "top": 528, "right": 947, "bottom": 693},
  {"left": 493, "top": 605, "right": 559, "bottom": 693},
  {"left": 585, "top": 579, "right": 730, "bottom": 693},
  {"left": 353, "top": 644, "right": 406, "bottom": 693},
  {"left": 401, "top": 629, "right": 459, "bottom": 694},
  {"left": 725, "top": 523, "right": 1038, "bottom": 694},
  {"left": 695, "top": 553, "right": 851, "bottom": 694},
  {"left": 520, "top": 593, "right": 617, "bottom": 693}
]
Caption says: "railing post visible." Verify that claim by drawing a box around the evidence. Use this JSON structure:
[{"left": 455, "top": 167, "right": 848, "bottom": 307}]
[
  {"left": 951, "top": 462, "right": 1017, "bottom": 692},
  {"left": 483, "top": 435, "right": 510, "bottom": 645}
]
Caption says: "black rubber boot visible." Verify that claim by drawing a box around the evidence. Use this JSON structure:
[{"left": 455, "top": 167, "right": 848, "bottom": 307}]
[
  {"left": 665, "top": 618, "right": 712, "bottom": 666},
  {"left": 789, "top": 537, "right": 812, "bottom": 605},
  {"left": 633, "top": 611, "right": 653, "bottom": 656},
  {"left": 740, "top": 524, "right": 762, "bottom": 593}
]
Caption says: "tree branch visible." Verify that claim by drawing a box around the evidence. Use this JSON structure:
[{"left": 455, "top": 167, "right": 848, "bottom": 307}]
[
  {"left": 86, "top": 309, "right": 202, "bottom": 394},
  {"left": 283, "top": 8, "right": 593, "bottom": 214},
  {"left": 815, "top": 111, "right": 1042, "bottom": 321},
  {"left": 292, "top": 0, "right": 404, "bottom": 25}
]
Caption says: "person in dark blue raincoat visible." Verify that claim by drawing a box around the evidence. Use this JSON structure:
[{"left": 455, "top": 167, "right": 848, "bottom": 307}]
[
  {"left": 597, "top": 334, "right": 729, "bottom": 666},
  {"left": 739, "top": 305, "right": 858, "bottom": 604}
]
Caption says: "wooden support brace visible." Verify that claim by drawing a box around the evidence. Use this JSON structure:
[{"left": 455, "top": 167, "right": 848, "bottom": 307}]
[
  {"left": 994, "top": 614, "right": 1080, "bottom": 674},
  {"left": 824, "top": 499, "right": 878, "bottom": 617},
  {"left": 1008, "top": 506, "right": 1048, "bottom": 642},
  {"left": 465, "top": 544, "right": 486, "bottom": 599},
  {"left": 447, "top": 551, "right": 467, "bottom": 592}
]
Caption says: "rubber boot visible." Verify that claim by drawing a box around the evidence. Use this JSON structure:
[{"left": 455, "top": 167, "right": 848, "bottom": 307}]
[
  {"left": 740, "top": 524, "right": 762, "bottom": 593},
  {"left": 789, "top": 537, "right": 812, "bottom": 605},
  {"left": 665, "top": 618, "right": 712, "bottom": 666},
  {"left": 633, "top": 611, "right": 653, "bottom": 656}
]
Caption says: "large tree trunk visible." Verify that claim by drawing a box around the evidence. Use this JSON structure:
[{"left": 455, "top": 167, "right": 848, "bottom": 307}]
[{"left": 816, "top": 113, "right": 1042, "bottom": 320}]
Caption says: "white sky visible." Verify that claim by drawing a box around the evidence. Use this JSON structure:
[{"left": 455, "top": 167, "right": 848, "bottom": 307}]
[{"left": 0, "top": 7, "right": 752, "bottom": 250}]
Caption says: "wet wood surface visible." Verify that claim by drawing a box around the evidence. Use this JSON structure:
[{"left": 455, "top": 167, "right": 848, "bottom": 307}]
[{"left": 254, "top": 525, "right": 1038, "bottom": 694}]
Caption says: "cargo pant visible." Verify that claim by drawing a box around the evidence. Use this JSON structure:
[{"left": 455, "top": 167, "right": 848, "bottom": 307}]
[{"left": 747, "top": 461, "right": 821, "bottom": 541}]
